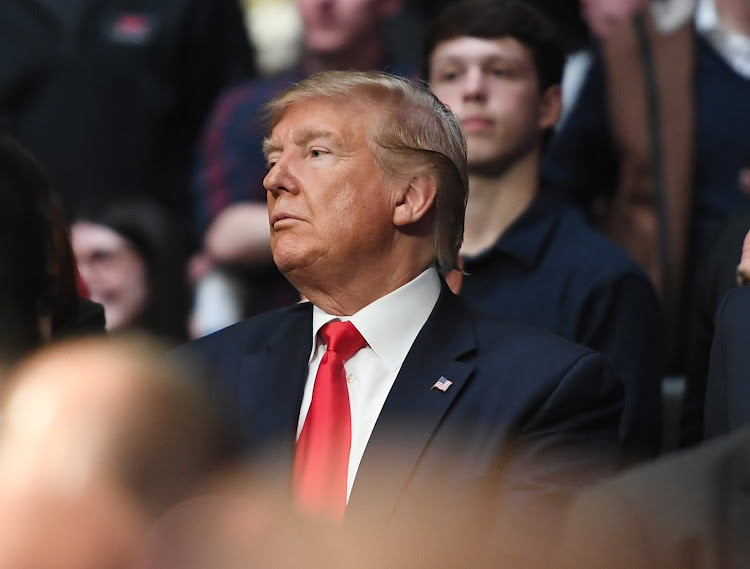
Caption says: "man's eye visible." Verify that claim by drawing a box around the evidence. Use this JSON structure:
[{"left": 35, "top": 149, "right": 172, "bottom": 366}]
[
  {"left": 310, "top": 149, "right": 325, "bottom": 158},
  {"left": 437, "top": 71, "right": 459, "bottom": 82}
]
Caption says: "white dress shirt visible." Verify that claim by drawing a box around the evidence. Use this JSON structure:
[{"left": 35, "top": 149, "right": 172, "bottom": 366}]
[{"left": 297, "top": 267, "right": 441, "bottom": 500}]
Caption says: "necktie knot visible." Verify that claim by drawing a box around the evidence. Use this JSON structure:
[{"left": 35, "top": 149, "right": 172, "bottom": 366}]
[{"left": 320, "top": 321, "right": 366, "bottom": 362}]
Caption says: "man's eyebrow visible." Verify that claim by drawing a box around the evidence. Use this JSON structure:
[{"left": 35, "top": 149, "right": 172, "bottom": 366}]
[
  {"left": 263, "top": 127, "right": 343, "bottom": 160},
  {"left": 262, "top": 137, "right": 279, "bottom": 160},
  {"left": 434, "top": 54, "right": 522, "bottom": 67}
]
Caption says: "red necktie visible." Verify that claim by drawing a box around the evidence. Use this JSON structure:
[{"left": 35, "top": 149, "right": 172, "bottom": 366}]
[{"left": 293, "top": 320, "right": 366, "bottom": 521}]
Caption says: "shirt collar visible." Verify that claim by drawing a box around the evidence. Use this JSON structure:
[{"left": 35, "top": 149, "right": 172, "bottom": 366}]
[
  {"left": 464, "top": 193, "right": 560, "bottom": 270},
  {"left": 310, "top": 267, "right": 441, "bottom": 370},
  {"left": 696, "top": 0, "right": 750, "bottom": 79}
]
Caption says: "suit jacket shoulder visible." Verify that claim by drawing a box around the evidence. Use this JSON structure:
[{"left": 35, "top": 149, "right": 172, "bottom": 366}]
[{"left": 176, "top": 301, "right": 312, "bottom": 364}]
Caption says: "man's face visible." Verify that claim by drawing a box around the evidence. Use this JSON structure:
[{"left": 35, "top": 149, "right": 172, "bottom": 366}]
[
  {"left": 263, "top": 98, "right": 398, "bottom": 281},
  {"left": 296, "top": 0, "right": 393, "bottom": 56},
  {"left": 429, "top": 36, "right": 558, "bottom": 175}
]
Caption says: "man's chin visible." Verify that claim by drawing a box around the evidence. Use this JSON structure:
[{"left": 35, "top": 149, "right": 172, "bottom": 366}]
[{"left": 271, "top": 251, "right": 306, "bottom": 278}]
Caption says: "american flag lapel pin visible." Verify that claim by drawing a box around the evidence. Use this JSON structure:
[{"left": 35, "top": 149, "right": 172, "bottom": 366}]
[{"left": 432, "top": 376, "right": 453, "bottom": 392}]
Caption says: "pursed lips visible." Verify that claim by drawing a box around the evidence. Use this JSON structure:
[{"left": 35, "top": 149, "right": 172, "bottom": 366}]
[{"left": 269, "top": 211, "right": 302, "bottom": 228}]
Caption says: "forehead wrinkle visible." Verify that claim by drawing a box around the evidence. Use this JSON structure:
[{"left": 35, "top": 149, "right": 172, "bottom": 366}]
[{"left": 290, "top": 127, "right": 340, "bottom": 148}]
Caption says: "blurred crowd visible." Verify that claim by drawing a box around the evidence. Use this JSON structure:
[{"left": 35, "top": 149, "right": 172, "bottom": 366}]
[{"left": 1, "top": 0, "right": 750, "bottom": 568}]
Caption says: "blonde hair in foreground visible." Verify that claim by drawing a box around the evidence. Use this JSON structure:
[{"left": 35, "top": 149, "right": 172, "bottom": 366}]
[{"left": 263, "top": 70, "right": 469, "bottom": 274}]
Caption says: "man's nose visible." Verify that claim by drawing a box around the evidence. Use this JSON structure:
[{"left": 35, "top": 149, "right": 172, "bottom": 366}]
[
  {"left": 462, "top": 68, "right": 487, "bottom": 101},
  {"left": 263, "top": 156, "right": 299, "bottom": 197}
]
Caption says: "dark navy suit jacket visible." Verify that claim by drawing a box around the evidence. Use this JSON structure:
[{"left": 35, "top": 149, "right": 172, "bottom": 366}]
[
  {"left": 705, "top": 285, "right": 750, "bottom": 439},
  {"left": 178, "top": 284, "right": 624, "bottom": 568}
]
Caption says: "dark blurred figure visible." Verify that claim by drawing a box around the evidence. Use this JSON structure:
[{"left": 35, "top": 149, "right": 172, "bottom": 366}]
[
  {"left": 683, "top": 155, "right": 750, "bottom": 445},
  {"left": 543, "top": 0, "right": 750, "bottom": 371},
  {"left": 0, "top": 135, "right": 51, "bottom": 368},
  {"left": 0, "top": 334, "right": 230, "bottom": 569},
  {"left": 704, "top": 277, "right": 750, "bottom": 439},
  {"left": 424, "top": 0, "right": 662, "bottom": 457},
  {"left": 0, "top": 133, "right": 104, "bottom": 371},
  {"left": 29, "top": 152, "right": 106, "bottom": 342},
  {"left": 189, "top": 0, "right": 408, "bottom": 336},
  {"left": 556, "top": 425, "right": 750, "bottom": 569},
  {"left": 0, "top": 0, "right": 256, "bottom": 235},
  {"left": 71, "top": 197, "right": 192, "bottom": 344}
]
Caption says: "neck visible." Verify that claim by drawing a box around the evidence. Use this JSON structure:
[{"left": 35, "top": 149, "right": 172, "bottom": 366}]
[
  {"left": 461, "top": 152, "right": 540, "bottom": 258},
  {"left": 716, "top": 0, "right": 750, "bottom": 36},
  {"left": 302, "top": 41, "right": 387, "bottom": 76},
  {"left": 292, "top": 244, "right": 434, "bottom": 316}
]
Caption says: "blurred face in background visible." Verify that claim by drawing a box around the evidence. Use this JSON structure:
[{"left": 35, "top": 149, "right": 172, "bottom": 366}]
[
  {"left": 429, "top": 36, "right": 560, "bottom": 175},
  {"left": 71, "top": 222, "right": 148, "bottom": 332},
  {"left": 296, "top": 0, "right": 400, "bottom": 55}
]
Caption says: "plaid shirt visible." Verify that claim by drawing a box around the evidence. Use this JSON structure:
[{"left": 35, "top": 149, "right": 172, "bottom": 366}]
[{"left": 193, "top": 69, "right": 303, "bottom": 234}]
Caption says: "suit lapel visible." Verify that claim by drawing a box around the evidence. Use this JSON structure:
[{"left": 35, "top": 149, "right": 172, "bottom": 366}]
[
  {"left": 346, "top": 285, "right": 477, "bottom": 526},
  {"left": 237, "top": 303, "right": 313, "bottom": 476}
]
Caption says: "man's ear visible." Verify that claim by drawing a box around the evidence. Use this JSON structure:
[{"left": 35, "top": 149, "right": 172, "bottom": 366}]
[
  {"left": 538, "top": 84, "right": 562, "bottom": 131},
  {"left": 392, "top": 173, "right": 437, "bottom": 227}
]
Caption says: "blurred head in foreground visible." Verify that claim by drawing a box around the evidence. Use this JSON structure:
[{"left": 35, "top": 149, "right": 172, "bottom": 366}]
[
  {"left": 0, "top": 335, "right": 228, "bottom": 569},
  {"left": 136, "top": 448, "right": 495, "bottom": 569}
]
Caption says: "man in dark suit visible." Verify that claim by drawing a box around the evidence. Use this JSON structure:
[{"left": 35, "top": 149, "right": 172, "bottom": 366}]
[
  {"left": 556, "top": 425, "right": 750, "bottom": 569},
  {"left": 178, "top": 69, "right": 624, "bottom": 568},
  {"left": 704, "top": 281, "right": 750, "bottom": 438}
]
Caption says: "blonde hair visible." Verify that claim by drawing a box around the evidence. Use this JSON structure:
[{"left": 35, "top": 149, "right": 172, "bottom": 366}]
[{"left": 263, "top": 70, "right": 468, "bottom": 273}]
